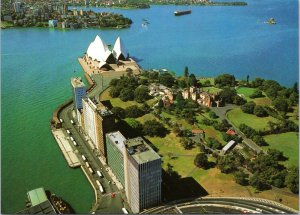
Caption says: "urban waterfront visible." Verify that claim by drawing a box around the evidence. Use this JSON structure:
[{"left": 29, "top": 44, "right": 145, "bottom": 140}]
[{"left": 1, "top": 0, "right": 298, "bottom": 213}]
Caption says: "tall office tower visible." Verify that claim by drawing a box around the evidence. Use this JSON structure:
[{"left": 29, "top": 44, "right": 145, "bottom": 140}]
[
  {"left": 71, "top": 77, "right": 86, "bottom": 110},
  {"left": 82, "top": 97, "right": 114, "bottom": 157},
  {"left": 106, "top": 131, "right": 126, "bottom": 187},
  {"left": 124, "top": 137, "right": 162, "bottom": 213}
]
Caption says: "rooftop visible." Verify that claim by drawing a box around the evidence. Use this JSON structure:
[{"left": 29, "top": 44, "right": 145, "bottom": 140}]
[
  {"left": 222, "top": 140, "right": 236, "bottom": 152},
  {"left": 71, "top": 77, "right": 85, "bottom": 88},
  {"left": 83, "top": 97, "right": 113, "bottom": 117},
  {"left": 27, "top": 187, "right": 48, "bottom": 207},
  {"left": 106, "top": 131, "right": 127, "bottom": 155},
  {"left": 124, "top": 137, "right": 160, "bottom": 164}
]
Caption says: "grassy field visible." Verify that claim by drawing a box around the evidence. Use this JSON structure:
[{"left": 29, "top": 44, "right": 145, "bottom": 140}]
[
  {"left": 236, "top": 87, "right": 256, "bottom": 99},
  {"left": 227, "top": 108, "right": 279, "bottom": 131},
  {"left": 263, "top": 132, "right": 299, "bottom": 167},
  {"left": 151, "top": 133, "right": 299, "bottom": 210},
  {"left": 236, "top": 87, "right": 272, "bottom": 105},
  {"left": 199, "top": 77, "right": 215, "bottom": 85},
  {"left": 202, "top": 86, "right": 222, "bottom": 94}
]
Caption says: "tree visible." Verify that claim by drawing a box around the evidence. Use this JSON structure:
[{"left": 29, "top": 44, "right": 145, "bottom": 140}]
[
  {"left": 253, "top": 105, "right": 268, "bottom": 117},
  {"left": 249, "top": 89, "right": 264, "bottom": 99},
  {"left": 109, "top": 86, "right": 121, "bottom": 98},
  {"left": 246, "top": 75, "right": 250, "bottom": 83},
  {"left": 180, "top": 137, "right": 195, "bottom": 150},
  {"left": 126, "top": 118, "right": 143, "bottom": 130},
  {"left": 159, "top": 72, "right": 175, "bottom": 87},
  {"left": 219, "top": 88, "right": 237, "bottom": 104},
  {"left": 209, "top": 111, "right": 219, "bottom": 119},
  {"left": 251, "top": 77, "right": 265, "bottom": 88},
  {"left": 194, "top": 153, "right": 209, "bottom": 169},
  {"left": 234, "top": 170, "right": 249, "bottom": 186},
  {"left": 119, "top": 88, "right": 134, "bottom": 101},
  {"left": 273, "top": 98, "right": 289, "bottom": 112},
  {"left": 285, "top": 166, "right": 299, "bottom": 193},
  {"left": 241, "top": 101, "right": 256, "bottom": 114},
  {"left": 125, "top": 105, "right": 143, "bottom": 118},
  {"left": 175, "top": 93, "right": 185, "bottom": 109},
  {"left": 234, "top": 95, "right": 247, "bottom": 105},
  {"left": 109, "top": 78, "right": 119, "bottom": 87},
  {"left": 184, "top": 66, "right": 189, "bottom": 78},
  {"left": 111, "top": 107, "right": 126, "bottom": 119},
  {"left": 188, "top": 73, "right": 197, "bottom": 87},
  {"left": 206, "top": 137, "right": 222, "bottom": 150},
  {"left": 157, "top": 99, "right": 164, "bottom": 108},
  {"left": 252, "top": 135, "right": 267, "bottom": 146},
  {"left": 217, "top": 153, "right": 238, "bottom": 173},
  {"left": 215, "top": 74, "right": 236, "bottom": 88},
  {"left": 250, "top": 173, "right": 270, "bottom": 191},
  {"left": 178, "top": 79, "right": 187, "bottom": 88},
  {"left": 267, "top": 149, "right": 286, "bottom": 161},
  {"left": 143, "top": 120, "right": 167, "bottom": 137},
  {"left": 134, "top": 85, "right": 150, "bottom": 103}
]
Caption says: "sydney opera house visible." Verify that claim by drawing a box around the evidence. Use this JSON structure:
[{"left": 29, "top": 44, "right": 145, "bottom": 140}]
[{"left": 80, "top": 35, "right": 140, "bottom": 75}]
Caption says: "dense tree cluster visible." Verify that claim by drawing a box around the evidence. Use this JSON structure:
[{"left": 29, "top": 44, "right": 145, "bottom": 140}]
[
  {"left": 248, "top": 152, "right": 287, "bottom": 190},
  {"left": 142, "top": 119, "right": 167, "bottom": 137},
  {"left": 216, "top": 151, "right": 245, "bottom": 173},
  {"left": 109, "top": 76, "right": 152, "bottom": 103},
  {"left": 239, "top": 124, "right": 267, "bottom": 146},
  {"left": 111, "top": 105, "right": 145, "bottom": 119},
  {"left": 215, "top": 74, "right": 236, "bottom": 88},
  {"left": 219, "top": 88, "right": 246, "bottom": 105},
  {"left": 285, "top": 166, "right": 299, "bottom": 194},
  {"left": 206, "top": 137, "right": 222, "bottom": 150}
]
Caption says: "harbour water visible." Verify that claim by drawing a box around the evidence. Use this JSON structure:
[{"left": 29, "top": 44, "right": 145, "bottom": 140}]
[{"left": 1, "top": 0, "right": 298, "bottom": 213}]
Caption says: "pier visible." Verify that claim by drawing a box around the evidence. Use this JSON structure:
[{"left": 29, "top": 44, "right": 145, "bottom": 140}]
[{"left": 51, "top": 129, "right": 80, "bottom": 168}]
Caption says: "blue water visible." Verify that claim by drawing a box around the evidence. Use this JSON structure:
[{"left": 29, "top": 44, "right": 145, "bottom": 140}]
[{"left": 1, "top": 0, "right": 298, "bottom": 213}]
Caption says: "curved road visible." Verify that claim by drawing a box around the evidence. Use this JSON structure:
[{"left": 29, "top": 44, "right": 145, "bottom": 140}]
[
  {"left": 58, "top": 73, "right": 126, "bottom": 213},
  {"left": 141, "top": 197, "right": 298, "bottom": 214}
]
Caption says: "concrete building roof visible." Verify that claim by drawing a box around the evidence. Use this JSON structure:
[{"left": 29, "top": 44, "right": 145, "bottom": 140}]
[
  {"left": 113, "top": 36, "right": 128, "bottom": 60},
  {"left": 71, "top": 77, "right": 85, "bottom": 88},
  {"left": 27, "top": 187, "right": 48, "bottom": 206},
  {"left": 125, "top": 137, "right": 160, "bottom": 164},
  {"left": 222, "top": 140, "right": 236, "bottom": 152},
  {"left": 86, "top": 35, "right": 112, "bottom": 62},
  {"left": 106, "top": 131, "right": 127, "bottom": 155}
]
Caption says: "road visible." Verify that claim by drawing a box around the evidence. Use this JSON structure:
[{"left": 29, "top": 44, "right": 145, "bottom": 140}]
[
  {"left": 211, "top": 105, "right": 262, "bottom": 153},
  {"left": 58, "top": 73, "right": 126, "bottom": 213},
  {"left": 141, "top": 197, "right": 298, "bottom": 214}
]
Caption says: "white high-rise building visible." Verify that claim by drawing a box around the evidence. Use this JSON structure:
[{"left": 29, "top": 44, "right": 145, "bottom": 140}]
[
  {"left": 124, "top": 137, "right": 161, "bottom": 213},
  {"left": 82, "top": 98, "right": 114, "bottom": 157},
  {"left": 71, "top": 77, "right": 86, "bottom": 110}
]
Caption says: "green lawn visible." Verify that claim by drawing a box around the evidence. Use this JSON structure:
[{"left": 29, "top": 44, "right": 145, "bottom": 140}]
[
  {"left": 263, "top": 132, "right": 299, "bottom": 167},
  {"left": 199, "top": 77, "right": 215, "bottom": 85},
  {"left": 236, "top": 87, "right": 256, "bottom": 99},
  {"left": 227, "top": 108, "right": 279, "bottom": 131},
  {"left": 201, "top": 86, "right": 222, "bottom": 94}
]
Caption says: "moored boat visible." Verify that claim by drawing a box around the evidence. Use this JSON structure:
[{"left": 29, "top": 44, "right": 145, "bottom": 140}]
[{"left": 50, "top": 193, "right": 72, "bottom": 214}]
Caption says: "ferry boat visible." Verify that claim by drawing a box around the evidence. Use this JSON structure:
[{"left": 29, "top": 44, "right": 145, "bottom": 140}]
[
  {"left": 174, "top": 10, "right": 192, "bottom": 16},
  {"left": 267, "top": 18, "right": 276, "bottom": 24},
  {"left": 50, "top": 193, "right": 72, "bottom": 214}
]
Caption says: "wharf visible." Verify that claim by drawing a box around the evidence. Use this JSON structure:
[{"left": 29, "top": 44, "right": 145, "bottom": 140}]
[{"left": 51, "top": 129, "right": 80, "bottom": 168}]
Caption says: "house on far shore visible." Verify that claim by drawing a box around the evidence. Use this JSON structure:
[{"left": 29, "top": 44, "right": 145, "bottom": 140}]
[
  {"left": 221, "top": 140, "right": 237, "bottom": 155},
  {"left": 48, "top": 19, "right": 58, "bottom": 27}
]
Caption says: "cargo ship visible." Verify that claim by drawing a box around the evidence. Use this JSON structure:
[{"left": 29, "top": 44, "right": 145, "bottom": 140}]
[{"left": 174, "top": 10, "right": 192, "bottom": 16}]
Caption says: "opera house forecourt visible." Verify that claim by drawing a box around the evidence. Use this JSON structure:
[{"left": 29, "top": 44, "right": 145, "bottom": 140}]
[{"left": 78, "top": 35, "right": 141, "bottom": 77}]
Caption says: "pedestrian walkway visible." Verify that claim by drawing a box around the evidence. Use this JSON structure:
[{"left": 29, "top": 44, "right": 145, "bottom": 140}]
[{"left": 52, "top": 129, "right": 80, "bottom": 168}]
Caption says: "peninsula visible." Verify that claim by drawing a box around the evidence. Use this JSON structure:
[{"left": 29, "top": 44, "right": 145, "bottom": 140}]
[{"left": 50, "top": 35, "right": 299, "bottom": 213}]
